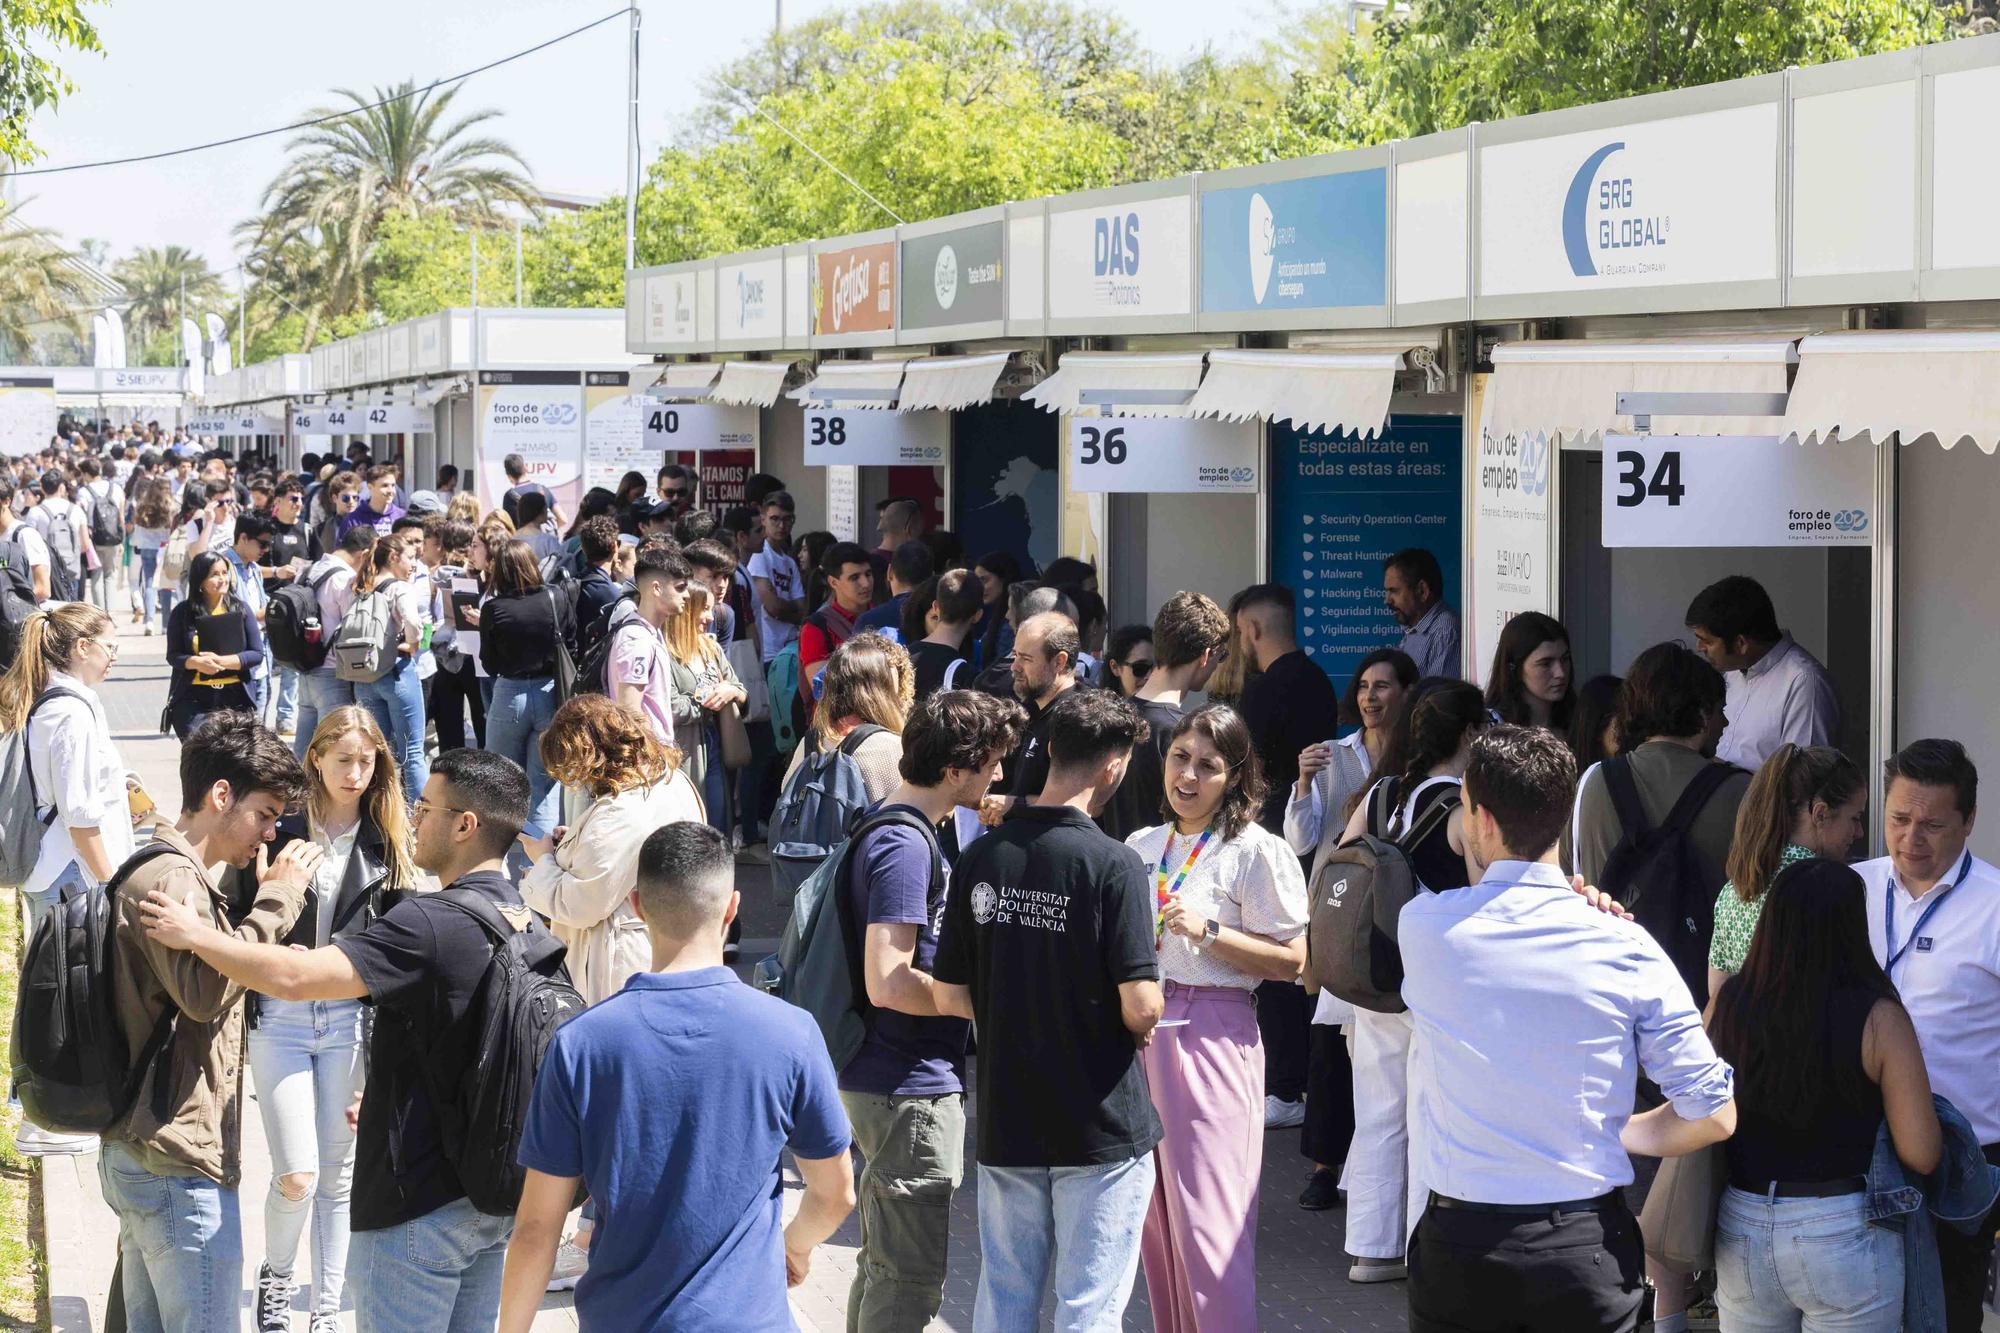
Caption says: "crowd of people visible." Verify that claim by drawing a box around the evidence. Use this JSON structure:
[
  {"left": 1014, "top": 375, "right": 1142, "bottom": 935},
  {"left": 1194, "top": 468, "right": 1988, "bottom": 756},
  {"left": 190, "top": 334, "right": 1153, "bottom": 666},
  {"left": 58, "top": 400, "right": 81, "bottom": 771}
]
[{"left": 0, "top": 420, "right": 1995, "bottom": 1333}]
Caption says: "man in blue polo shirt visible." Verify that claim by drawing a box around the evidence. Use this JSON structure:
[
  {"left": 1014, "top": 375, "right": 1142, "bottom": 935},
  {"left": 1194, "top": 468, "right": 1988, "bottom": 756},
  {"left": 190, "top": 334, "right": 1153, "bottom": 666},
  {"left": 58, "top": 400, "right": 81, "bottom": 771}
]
[{"left": 498, "top": 822, "right": 856, "bottom": 1332}]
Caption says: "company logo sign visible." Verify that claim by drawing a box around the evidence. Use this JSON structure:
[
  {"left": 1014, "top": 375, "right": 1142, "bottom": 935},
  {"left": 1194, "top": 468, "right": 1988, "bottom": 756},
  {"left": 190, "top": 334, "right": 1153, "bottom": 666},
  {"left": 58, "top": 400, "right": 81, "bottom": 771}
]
[
  {"left": 971, "top": 882, "right": 997, "bottom": 925},
  {"left": 1562, "top": 141, "right": 1671, "bottom": 280},
  {"left": 738, "top": 271, "right": 767, "bottom": 326},
  {"left": 814, "top": 241, "right": 896, "bottom": 336},
  {"left": 1092, "top": 210, "right": 1142, "bottom": 305},
  {"left": 1199, "top": 170, "right": 1387, "bottom": 315},
  {"left": 900, "top": 221, "right": 1004, "bottom": 330},
  {"left": 1831, "top": 508, "right": 1869, "bottom": 534}
]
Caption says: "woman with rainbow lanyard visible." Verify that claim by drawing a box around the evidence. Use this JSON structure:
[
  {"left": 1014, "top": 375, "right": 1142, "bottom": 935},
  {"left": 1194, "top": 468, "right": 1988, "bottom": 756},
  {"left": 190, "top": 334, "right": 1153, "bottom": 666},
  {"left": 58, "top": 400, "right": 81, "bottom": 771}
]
[{"left": 1124, "top": 703, "right": 1310, "bottom": 1332}]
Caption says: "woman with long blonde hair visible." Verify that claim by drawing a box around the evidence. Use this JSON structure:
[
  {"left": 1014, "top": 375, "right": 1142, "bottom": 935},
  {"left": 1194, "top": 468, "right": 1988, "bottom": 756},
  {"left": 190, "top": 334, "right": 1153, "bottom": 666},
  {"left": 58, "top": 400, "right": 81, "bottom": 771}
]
[
  {"left": 779, "top": 630, "right": 912, "bottom": 806},
  {"left": 665, "top": 584, "right": 746, "bottom": 830},
  {"left": 239, "top": 705, "right": 414, "bottom": 1332}
]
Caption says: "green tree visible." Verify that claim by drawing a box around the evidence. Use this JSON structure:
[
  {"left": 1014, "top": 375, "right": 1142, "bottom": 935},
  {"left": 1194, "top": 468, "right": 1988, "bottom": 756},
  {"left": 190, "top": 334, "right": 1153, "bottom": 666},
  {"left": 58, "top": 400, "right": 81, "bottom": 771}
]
[
  {"left": 243, "top": 80, "right": 537, "bottom": 348},
  {"left": 369, "top": 209, "right": 519, "bottom": 322},
  {"left": 0, "top": 0, "right": 101, "bottom": 164},
  {"left": 110, "top": 245, "right": 223, "bottom": 366},
  {"left": 0, "top": 199, "right": 88, "bottom": 359}
]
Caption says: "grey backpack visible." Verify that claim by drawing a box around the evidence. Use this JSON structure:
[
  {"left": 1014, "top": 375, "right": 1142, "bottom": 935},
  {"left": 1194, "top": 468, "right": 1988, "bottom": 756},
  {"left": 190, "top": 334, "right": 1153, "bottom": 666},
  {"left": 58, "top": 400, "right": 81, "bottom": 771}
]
[
  {"left": 0, "top": 688, "right": 87, "bottom": 887},
  {"left": 769, "top": 724, "right": 886, "bottom": 901},
  {"left": 332, "top": 579, "right": 401, "bottom": 683}
]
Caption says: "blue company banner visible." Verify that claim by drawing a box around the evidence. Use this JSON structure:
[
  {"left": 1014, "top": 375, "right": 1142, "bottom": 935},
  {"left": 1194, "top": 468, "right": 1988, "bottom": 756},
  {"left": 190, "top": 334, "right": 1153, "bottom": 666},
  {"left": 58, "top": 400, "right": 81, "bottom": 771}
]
[
  {"left": 1200, "top": 169, "right": 1388, "bottom": 313},
  {"left": 1270, "top": 416, "right": 1463, "bottom": 692}
]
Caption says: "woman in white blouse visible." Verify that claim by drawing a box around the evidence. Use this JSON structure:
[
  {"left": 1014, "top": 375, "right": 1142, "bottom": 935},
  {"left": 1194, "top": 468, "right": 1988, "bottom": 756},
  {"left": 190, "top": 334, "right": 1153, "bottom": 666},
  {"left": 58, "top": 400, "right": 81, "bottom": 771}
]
[
  {"left": 0, "top": 603, "right": 141, "bottom": 1155},
  {"left": 1126, "top": 703, "right": 1310, "bottom": 1333}
]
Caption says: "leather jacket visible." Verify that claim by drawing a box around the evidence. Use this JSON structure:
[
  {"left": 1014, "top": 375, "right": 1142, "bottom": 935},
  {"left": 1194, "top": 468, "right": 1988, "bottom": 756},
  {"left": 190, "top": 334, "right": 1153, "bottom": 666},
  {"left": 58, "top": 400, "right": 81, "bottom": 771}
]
[{"left": 232, "top": 810, "right": 399, "bottom": 1025}]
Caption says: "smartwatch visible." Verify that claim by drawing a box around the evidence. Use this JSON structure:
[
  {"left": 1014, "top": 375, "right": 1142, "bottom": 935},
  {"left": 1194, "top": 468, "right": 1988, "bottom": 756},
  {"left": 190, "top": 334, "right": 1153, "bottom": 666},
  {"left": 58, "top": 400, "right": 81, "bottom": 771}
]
[{"left": 1200, "top": 918, "right": 1220, "bottom": 949}]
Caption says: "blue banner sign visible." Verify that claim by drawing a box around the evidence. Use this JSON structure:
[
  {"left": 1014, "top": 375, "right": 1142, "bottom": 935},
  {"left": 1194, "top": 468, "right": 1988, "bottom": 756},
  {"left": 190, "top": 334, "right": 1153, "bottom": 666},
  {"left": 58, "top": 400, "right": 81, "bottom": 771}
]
[
  {"left": 1270, "top": 415, "right": 1464, "bottom": 691},
  {"left": 1200, "top": 170, "right": 1388, "bottom": 314}
]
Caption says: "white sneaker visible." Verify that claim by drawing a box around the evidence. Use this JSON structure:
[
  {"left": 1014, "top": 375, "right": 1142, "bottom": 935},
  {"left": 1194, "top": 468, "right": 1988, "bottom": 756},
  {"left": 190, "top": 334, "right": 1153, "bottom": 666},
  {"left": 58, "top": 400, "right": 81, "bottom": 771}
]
[
  {"left": 1348, "top": 1256, "right": 1407, "bottom": 1283},
  {"left": 546, "top": 1236, "right": 589, "bottom": 1292},
  {"left": 1263, "top": 1095, "right": 1305, "bottom": 1130},
  {"left": 309, "top": 1316, "right": 339, "bottom": 1333},
  {"left": 12, "top": 1123, "right": 98, "bottom": 1156}
]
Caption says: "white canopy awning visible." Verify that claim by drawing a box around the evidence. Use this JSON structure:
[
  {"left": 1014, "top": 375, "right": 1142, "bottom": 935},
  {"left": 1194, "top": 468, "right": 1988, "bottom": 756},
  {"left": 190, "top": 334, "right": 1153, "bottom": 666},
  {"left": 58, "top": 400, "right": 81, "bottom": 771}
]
[
  {"left": 1187, "top": 349, "right": 1402, "bottom": 438},
  {"left": 1021, "top": 351, "right": 1206, "bottom": 418},
  {"left": 648, "top": 362, "right": 722, "bottom": 399},
  {"left": 1484, "top": 338, "right": 1799, "bottom": 442},
  {"left": 1783, "top": 331, "right": 2000, "bottom": 453},
  {"left": 712, "top": 361, "right": 793, "bottom": 409},
  {"left": 788, "top": 360, "right": 906, "bottom": 411},
  {"left": 895, "top": 352, "right": 1017, "bottom": 412}
]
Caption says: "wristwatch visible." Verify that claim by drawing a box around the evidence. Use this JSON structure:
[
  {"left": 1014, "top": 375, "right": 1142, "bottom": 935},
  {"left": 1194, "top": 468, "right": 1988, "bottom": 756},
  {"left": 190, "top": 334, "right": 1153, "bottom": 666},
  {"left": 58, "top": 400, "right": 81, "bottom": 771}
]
[{"left": 1199, "top": 918, "right": 1220, "bottom": 949}]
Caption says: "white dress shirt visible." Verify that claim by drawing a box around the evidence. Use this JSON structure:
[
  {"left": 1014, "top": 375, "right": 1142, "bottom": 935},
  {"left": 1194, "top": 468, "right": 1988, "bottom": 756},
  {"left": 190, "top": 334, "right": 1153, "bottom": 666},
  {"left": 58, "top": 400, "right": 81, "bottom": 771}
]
[
  {"left": 1857, "top": 851, "right": 2000, "bottom": 1143},
  {"left": 24, "top": 670, "right": 135, "bottom": 898},
  {"left": 1400, "top": 860, "right": 1735, "bottom": 1204},
  {"left": 1714, "top": 633, "right": 1839, "bottom": 771},
  {"left": 1124, "top": 821, "right": 1309, "bottom": 991}
]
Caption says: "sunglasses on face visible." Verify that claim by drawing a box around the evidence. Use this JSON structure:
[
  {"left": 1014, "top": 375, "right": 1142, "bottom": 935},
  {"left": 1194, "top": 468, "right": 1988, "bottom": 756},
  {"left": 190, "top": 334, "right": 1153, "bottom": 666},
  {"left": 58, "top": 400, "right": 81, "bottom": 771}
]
[
  {"left": 664, "top": 488, "right": 690, "bottom": 500},
  {"left": 1125, "top": 660, "right": 1155, "bottom": 679}
]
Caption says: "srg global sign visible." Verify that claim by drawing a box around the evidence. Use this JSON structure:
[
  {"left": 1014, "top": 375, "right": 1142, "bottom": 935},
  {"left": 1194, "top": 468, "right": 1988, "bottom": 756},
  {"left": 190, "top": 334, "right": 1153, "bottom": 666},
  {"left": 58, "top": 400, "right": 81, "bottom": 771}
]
[{"left": 1563, "top": 142, "right": 1671, "bottom": 279}]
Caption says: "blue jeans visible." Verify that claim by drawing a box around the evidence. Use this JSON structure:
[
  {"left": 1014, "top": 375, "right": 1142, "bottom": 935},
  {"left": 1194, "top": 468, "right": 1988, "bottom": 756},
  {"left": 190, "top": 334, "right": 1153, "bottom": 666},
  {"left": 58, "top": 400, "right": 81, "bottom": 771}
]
[
  {"left": 135, "top": 548, "right": 160, "bottom": 628},
  {"left": 249, "top": 999, "right": 365, "bottom": 1318},
  {"left": 702, "top": 728, "right": 728, "bottom": 834},
  {"left": 1716, "top": 1187, "right": 1902, "bottom": 1332},
  {"left": 293, "top": 667, "right": 355, "bottom": 760},
  {"left": 973, "top": 1155, "right": 1155, "bottom": 1333},
  {"left": 98, "top": 1141, "right": 243, "bottom": 1333},
  {"left": 348, "top": 1196, "right": 511, "bottom": 1333},
  {"left": 273, "top": 664, "right": 300, "bottom": 731},
  {"left": 354, "top": 655, "right": 428, "bottom": 808},
  {"left": 487, "top": 675, "right": 558, "bottom": 835}
]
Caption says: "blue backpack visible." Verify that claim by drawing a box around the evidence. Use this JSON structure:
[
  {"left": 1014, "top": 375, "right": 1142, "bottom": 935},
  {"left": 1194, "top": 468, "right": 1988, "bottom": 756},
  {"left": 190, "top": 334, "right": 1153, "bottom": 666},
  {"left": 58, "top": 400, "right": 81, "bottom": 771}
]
[
  {"left": 765, "top": 643, "right": 801, "bottom": 752},
  {"left": 768, "top": 723, "right": 884, "bottom": 902}
]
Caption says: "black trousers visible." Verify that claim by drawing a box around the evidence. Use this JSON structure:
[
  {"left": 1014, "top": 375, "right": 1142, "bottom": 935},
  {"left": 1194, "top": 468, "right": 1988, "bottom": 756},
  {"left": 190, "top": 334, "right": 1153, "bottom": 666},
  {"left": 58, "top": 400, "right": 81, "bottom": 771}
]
[
  {"left": 1255, "top": 979, "right": 1312, "bottom": 1102},
  {"left": 1939, "top": 1142, "right": 2000, "bottom": 1333},
  {"left": 428, "top": 656, "right": 485, "bottom": 751},
  {"left": 1407, "top": 1196, "right": 1645, "bottom": 1333},
  {"left": 1301, "top": 1020, "right": 1355, "bottom": 1167}
]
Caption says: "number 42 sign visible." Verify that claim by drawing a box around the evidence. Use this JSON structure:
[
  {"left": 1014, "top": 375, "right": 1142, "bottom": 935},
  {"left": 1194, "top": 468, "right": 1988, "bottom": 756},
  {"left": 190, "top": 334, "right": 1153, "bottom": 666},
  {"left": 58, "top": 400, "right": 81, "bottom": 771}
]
[{"left": 1065, "top": 417, "right": 1259, "bottom": 493}]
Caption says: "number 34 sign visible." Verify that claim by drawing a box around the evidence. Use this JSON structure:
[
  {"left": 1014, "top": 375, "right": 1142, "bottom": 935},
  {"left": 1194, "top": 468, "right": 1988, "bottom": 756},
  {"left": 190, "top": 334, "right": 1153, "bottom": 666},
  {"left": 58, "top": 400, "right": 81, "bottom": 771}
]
[
  {"left": 1600, "top": 434, "right": 1875, "bottom": 548},
  {"left": 1066, "top": 417, "right": 1259, "bottom": 493}
]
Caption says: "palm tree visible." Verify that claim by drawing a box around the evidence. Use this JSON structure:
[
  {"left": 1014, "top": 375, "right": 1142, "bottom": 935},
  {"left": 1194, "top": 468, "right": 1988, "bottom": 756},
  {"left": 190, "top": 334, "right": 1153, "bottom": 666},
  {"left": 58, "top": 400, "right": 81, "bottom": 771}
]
[
  {"left": 245, "top": 80, "right": 538, "bottom": 348},
  {"left": 111, "top": 245, "right": 224, "bottom": 365},
  {"left": 0, "top": 202, "right": 91, "bottom": 361}
]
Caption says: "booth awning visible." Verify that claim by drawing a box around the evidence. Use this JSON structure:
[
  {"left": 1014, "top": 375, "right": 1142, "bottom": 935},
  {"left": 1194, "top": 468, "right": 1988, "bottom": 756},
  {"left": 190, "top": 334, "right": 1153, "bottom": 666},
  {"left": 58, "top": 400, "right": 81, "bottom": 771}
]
[
  {"left": 1484, "top": 339, "right": 1799, "bottom": 442},
  {"left": 712, "top": 361, "right": 793, "bottom": 408},
  {"left": 648, "top": 362, "right": 722, "bottom": 399},
  {"left": 788, "top": 360, "right": 907, "bottom": 411},
  {"left": 1021, "top": 352, "right": 1206, "bottom": 418},
  {"left": 1187, "top": 350, "right": 1402, "bottom": 438},
  {"left": 1783, "top": 331, "right": 2000, "bottom": 453},
  {"left": 895, "top": 352, "right": 1017, "bottom": 412}
]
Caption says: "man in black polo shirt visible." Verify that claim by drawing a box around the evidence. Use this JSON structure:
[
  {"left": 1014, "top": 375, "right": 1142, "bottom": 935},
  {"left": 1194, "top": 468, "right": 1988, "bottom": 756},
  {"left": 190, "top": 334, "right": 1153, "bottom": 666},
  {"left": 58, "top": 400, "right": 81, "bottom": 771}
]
[
  {"left": 123, "top": 749, "right": 549, "bottom": 1332},
  {"left": 933, "top": 688, "right": 1164, "bottom": 1330}
]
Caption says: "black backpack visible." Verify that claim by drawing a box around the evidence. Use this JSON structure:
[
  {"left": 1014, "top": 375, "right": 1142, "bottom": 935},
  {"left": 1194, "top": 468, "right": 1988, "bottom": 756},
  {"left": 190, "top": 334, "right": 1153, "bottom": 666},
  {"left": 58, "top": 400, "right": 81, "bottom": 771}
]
[
  {"left": 1305, "top": 778, "right": 1460, "bottom": 1014},
  {"left": 0, "top": 545, "right": 38, "bottom": 670},
  {"left": 413, "top": 888, "right": 585, "bottom": 1216},
  {"left": 12, "top": 843, "right": 184, "bottom": 1135},
  {"left": 83, "top": 482, "right": 123, "bottom": 547},
  {"left": 265, "top": 567, "right": 340, "bottom": 671},
  {"left": 564, "top": 591, "right": 635, "bottom": 703},
  {"left": 1596, "top": 756, "right": 1740, "bottom": 1008}
]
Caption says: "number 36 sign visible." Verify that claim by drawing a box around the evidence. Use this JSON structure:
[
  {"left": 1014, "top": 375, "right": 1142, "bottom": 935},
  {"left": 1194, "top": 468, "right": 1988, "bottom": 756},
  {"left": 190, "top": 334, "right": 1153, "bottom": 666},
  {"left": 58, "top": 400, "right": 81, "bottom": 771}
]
[
  {"left": 1600, "top": 434, "right": 1875, "bottom": 548},
  {"left": 1066, "top": 417, "right": 1259, "bottom": 493}
]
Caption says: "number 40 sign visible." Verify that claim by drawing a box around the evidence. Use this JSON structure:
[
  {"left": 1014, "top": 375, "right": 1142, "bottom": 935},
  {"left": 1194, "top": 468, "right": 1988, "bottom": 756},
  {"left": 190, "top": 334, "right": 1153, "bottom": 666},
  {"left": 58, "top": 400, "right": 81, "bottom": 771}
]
[{"left": 1065, "top": 416, "right": 1259, "bottom": 493}]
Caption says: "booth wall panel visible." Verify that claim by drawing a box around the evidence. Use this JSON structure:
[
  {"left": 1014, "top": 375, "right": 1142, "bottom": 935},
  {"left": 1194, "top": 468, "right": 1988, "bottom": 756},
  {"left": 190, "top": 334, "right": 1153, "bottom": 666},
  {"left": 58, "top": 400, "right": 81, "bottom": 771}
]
[
  {"left": 763, "top": 405, "right": 824, "bottom": 536},
  {"left": 1139, "top": 492, "right": 1259, "bottom": 626}
]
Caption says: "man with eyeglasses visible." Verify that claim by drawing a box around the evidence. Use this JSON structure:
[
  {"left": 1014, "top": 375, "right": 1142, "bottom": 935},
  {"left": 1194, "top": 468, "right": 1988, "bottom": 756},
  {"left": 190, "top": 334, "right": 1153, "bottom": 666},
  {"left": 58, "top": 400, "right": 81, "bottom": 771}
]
[
  {"left": 224, "top": 513, "right": 278, "bottom": 714},
  {"left": 1098, "top": 591, "right": 1230, "bottom": 843}
]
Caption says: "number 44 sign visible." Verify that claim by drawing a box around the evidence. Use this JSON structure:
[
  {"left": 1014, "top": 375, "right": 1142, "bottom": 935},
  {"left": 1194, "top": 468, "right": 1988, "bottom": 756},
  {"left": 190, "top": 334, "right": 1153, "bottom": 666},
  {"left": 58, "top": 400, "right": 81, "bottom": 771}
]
[
  {"left": 1600, "top": 434, "right": 1875, "bottom": 548},
  {"left": 1066, "top": 416, "right": 1259, "bottom": 493}
]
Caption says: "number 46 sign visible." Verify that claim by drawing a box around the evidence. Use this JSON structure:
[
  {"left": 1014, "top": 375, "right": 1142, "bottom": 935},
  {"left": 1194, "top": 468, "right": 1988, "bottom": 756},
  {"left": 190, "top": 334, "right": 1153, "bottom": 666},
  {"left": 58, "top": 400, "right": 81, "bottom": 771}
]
[
  {"left": 1600, "top": 434, "right": 1875, "bottom": 548},
  {"left": 1065, "top": 417, "right": 1259, "bottom": 493}
]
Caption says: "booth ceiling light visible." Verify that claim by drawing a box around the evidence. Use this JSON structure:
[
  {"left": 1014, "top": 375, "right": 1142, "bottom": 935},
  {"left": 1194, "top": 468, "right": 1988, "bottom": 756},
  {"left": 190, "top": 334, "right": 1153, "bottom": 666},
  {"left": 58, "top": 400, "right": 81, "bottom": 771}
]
[
  {"left": 1186, "top": 349, "right": 1404, "bottom": 439},
  {"left": 1021, "top": 351, "right": 1207, "bottom": 418},
  {"left": 711, "top": 361, "right": 795, "bottom": 408},
  {"left": 895, "top": 352, "right": 1017, "bottom": 412},
  {"left": 1483, "top": 337, "right": 1801, "bottom": 443},
  {"left": 1783, "top": 330, "right": 2000, "bottom": 454}
]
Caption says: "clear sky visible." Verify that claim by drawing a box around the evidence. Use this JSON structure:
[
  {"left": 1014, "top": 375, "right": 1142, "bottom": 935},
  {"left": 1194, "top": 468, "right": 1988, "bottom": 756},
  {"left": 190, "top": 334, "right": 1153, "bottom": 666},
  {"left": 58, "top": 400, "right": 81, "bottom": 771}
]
[{"left": 14, "top": 0, "right": 1273, "bottom": 281}]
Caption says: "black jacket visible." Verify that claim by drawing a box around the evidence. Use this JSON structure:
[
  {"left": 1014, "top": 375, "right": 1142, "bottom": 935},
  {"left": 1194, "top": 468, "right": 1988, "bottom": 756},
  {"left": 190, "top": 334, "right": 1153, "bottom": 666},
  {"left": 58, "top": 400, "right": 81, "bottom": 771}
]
[{"left": 230, "top": 810, "right": 400, "bottom": 1023}]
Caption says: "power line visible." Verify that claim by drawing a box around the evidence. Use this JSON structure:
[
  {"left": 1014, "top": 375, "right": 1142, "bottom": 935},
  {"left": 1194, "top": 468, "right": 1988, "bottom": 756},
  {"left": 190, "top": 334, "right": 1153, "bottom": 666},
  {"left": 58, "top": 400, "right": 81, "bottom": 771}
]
[
  {"left": 723, "top": 89, "right": 905, "bottom": 225},
  {"left": 8, "top": 6, "right": 637, "bottom": 178}
]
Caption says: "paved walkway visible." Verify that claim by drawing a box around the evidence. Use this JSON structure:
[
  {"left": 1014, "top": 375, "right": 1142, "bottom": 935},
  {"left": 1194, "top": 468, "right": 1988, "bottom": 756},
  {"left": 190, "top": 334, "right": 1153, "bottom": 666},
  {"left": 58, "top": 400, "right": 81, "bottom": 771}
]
[{"left": 43, "top": 610, "right": 1409, "bottom": 1330}]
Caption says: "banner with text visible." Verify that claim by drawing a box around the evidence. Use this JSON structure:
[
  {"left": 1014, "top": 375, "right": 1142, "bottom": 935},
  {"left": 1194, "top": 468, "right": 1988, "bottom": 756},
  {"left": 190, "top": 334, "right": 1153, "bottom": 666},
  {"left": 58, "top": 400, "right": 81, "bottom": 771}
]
[
  {"left": 1064, "top": 416, "right": 1258, "bottom": 493},
  {"left": 289, "top": 403, "right": 431, "bottom": 435},
  {"left": 1601, "top": 433, "right": 1874, "bottom": 547},
  {"left": 0, "top": 379, "right": 55, "bottom": 456},
  {"left": 582, "top": 374, "right": 647, "bottom": 495},
  {"left": 801, "top": 409, "right": 947, "bottom": 467},
  {"left": 1468, "top": 373, "right": 1555, "bottom": 686},
  {"left": 476, "top": 371, "right": 584, "bottom": 514}
]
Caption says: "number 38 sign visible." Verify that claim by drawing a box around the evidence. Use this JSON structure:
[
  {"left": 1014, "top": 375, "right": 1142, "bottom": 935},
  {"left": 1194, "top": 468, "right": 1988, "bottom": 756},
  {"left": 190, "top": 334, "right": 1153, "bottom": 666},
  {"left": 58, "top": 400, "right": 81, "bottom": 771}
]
[
  {"left": 1601, "top": 434, "right": 1875, "bottom": 548},
  {"left": 800, "top": 409, "right": 947, "bottom": 466},
  {"left": 1065, "top": 417, "right": 1259, "bottom": 493}
]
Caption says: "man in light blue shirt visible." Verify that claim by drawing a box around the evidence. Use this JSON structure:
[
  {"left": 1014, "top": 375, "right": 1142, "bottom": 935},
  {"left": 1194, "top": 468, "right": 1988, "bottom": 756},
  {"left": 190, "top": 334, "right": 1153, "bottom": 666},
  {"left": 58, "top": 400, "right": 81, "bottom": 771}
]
[
  {"left": 1384, "top": 548, "right": 1460, "bottom": 679},
  {"left": 1399, "top": 725, "right": 1736, "bottom": 1333},
  {"left": 222, "top": 511, "right": 275, "bottom": 715}
]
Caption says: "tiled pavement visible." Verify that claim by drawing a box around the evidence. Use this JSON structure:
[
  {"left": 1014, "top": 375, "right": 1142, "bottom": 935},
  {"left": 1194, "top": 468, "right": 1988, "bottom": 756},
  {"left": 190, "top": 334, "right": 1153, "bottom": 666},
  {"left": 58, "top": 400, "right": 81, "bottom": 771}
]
[{"left": 47, "top": 608, "right": 1409, "bottom": 1330}]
